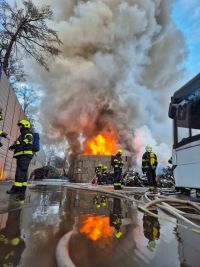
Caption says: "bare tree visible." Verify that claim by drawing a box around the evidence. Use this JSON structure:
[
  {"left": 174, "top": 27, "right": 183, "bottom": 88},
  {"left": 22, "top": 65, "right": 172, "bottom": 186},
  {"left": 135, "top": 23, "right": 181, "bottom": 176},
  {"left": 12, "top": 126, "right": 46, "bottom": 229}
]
[
  {"left": 0, "top": 0, "right": 62, "bottom": 77},
  {"left": 16, "top": 84, "right": 38, "bottom": 113}
]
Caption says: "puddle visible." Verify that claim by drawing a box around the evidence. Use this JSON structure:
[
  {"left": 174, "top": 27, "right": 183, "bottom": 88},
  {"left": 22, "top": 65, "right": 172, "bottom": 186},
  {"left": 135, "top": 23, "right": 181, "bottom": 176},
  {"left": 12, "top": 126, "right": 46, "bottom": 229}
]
[{"left": 0, "top": 184, "right": 200, "bottom": 267}]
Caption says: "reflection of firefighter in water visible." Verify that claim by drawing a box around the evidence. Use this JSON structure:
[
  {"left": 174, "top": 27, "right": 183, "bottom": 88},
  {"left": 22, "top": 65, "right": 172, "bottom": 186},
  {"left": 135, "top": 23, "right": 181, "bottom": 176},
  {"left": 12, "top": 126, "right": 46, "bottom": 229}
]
[
  {"left": 143, "top": 211, "right": 160, "bottom": 252},
  {"left": 0, "top": 209, "right": 25, "bottom": 266},
  {"left": 109, "top": 198, "right": 123, "bottom": 238},
  {"left": 93, "top": 195, "right": 107, "bottom": 209}
]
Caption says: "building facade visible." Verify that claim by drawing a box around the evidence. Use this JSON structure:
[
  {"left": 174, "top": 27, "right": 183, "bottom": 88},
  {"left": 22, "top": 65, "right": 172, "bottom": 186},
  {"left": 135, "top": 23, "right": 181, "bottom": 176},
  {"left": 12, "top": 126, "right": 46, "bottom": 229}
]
[{"left": 0, "top": 71, "right": 42, "bottom": 180}]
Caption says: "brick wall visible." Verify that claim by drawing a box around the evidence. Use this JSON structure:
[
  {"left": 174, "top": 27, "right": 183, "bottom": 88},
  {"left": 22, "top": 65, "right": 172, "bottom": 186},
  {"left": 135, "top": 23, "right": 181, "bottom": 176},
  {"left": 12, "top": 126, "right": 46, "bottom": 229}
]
[{"left": 0, "top": 72, "right": 42, "bottom": 180}]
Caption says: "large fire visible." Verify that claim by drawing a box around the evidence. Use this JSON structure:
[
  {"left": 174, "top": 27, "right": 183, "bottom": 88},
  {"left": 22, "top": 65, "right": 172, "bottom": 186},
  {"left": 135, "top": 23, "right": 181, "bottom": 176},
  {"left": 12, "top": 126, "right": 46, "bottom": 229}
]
[
  {"left": 80, "top": 216, "right": 114, "bottom": 241},
  {"left": 83, "top": 131, "right": 117, "bottom": 155}
]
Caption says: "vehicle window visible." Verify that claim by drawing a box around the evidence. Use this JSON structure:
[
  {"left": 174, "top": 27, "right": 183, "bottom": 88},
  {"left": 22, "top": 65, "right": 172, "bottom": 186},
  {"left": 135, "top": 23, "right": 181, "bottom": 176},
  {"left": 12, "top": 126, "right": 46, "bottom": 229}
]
[{"left": 177, "top": 127, "right": 190, "bottom": 143}]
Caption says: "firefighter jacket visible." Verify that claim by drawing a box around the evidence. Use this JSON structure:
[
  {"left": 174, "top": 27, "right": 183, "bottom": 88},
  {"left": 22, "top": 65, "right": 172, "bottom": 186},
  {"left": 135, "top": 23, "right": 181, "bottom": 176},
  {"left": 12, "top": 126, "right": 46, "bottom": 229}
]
[
  {"left": 95, "top": 166, "right": 102, "bottom": 175},
  {"left": 142, "top": 152, "right": 158, "bottom": 170},
  {"left": 0, "top": 130, "right": 7, "bottom": 138},
  {"left": 112, "top": 155, "right": 123, "bottom": 172},
  {"left": 102, "top": 169, "right": 108, "bottom": 179},
  {"left": 9, "top": 128, "right": 34, "bottom": 158}
]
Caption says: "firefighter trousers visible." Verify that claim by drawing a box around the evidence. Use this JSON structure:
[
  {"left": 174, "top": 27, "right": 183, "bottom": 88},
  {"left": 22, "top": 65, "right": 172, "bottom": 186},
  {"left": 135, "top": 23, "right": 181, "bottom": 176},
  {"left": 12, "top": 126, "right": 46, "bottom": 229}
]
[
  {"left": 146, "top": 168, "right": 157, "bottom": 188},
  {"left": 114, "top": 170, "right": 122, "bottom": 184},
  {"left": 15, "top": 155, "right": 32, "bottom": 184}
]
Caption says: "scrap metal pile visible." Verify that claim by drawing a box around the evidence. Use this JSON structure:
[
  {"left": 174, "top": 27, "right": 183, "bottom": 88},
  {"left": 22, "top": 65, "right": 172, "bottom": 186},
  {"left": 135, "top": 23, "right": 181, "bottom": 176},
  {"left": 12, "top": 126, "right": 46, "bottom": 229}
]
[{"left": 121, "top": 166, "right": 175, "bottom": 188}]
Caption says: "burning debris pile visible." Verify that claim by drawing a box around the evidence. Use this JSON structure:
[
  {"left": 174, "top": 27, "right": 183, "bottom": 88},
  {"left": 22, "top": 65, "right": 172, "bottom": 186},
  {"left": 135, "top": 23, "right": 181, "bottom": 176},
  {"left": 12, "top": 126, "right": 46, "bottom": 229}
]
[
  {"left": 29, "top": 0, "right": 187, "bottom": 166},
  {"left": 83, "top": 131, "right": 117, "bottom": 156}
]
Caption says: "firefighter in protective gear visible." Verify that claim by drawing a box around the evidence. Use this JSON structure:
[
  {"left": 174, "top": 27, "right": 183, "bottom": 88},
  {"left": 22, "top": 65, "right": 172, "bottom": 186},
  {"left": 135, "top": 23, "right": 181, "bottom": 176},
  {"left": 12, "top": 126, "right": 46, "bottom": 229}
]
[
  {"left": 0, "top": 130, "right": 9, "bottom": 147},
  {"left": 101, "top": 195, "right": 107, "bottom": 207},
  {"left": 93, "top": 195, "right": 101, "bottom": 209},
  {"left": 0, "top": 210, "right": 25, "bottom": 266},
  {"left": 7, "top": 119, "right": 34, "bottom": 194},
  {"left": 101, "top": 165, "right": 108, "bottom": 184},
  {"left": 93, "top": 194, "right": 107, "bottom": 209},
  {"left": 95, "top": 163, "right": 103, "bottom": 184},
  {"left": 0, "top": 107, "right": 3, "bottom": 121},
  {"left": 142, "top": 146, "right": 158, "bottom": 190},
  {"left": 112, "top": 149, "right": 124, "bottom": 190},
  {"left": 143, "top": 211, "right": 160, "bottom": 252},
  {"left": 0, "top": 108, "right": 10, "bottom": 146},
  {"left": 110, "top": 198, "right": 123, "bottom": 238}
]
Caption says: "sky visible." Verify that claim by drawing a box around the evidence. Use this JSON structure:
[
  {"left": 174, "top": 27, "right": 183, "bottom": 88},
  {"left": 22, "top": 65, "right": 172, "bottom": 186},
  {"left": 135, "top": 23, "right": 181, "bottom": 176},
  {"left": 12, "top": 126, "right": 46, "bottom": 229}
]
[
  {"left": 6, "top": 0, "right": 199, "bottom": 84},
  {"left": 172, "top": 0, "right": 200, "bottom": 82}
]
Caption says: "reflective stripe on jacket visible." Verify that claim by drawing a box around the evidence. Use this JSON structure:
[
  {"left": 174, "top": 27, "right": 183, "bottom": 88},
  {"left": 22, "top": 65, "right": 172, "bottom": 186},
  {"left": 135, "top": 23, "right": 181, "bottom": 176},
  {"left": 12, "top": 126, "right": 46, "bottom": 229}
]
[
  {"left": 11, "top": 129, "right": 34, "bottom": 158},
  {"left": 112, "top": 155, "right": 123, "bottom": 170}
]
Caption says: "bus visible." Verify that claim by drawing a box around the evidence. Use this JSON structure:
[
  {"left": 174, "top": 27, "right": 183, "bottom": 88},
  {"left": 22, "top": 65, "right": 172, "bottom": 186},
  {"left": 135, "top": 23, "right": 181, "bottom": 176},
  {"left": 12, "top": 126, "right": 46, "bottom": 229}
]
[{"left": 168, "top": 73, "right": 200, "bottom": 191}]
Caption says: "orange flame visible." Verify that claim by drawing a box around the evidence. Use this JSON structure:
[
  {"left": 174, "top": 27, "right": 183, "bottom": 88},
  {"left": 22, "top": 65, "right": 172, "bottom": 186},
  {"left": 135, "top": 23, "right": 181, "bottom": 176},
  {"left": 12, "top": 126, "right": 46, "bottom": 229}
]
[
  {"left": 83, "top": 131, "right": 117, "bottom": 155},
  {"left": 80, "top": 216, "right": 114, "bottom": 241}
]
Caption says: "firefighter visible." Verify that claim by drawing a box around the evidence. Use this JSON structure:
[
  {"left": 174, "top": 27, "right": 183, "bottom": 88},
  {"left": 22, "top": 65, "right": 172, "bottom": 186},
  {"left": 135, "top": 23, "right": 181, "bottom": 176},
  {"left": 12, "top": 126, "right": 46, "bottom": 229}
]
[
  {"left": 93, "top": 195, "right": 101, "bottom": 209},
  {"left": 100, "top": 194, "right": 107, "bottom": 207},
  {"left": 0, "top": 107, "right": 3, "bottom": 121},
  {"left": 101, "top": 165, "right": 108, "bottom": 184},
  {"left": 109, "top": 198, "right": 123, "bottom": 238},
  {"left": 7, "top": 120, "right": 34, "bottom": 194},
  {"left": 0, "top": 108, "right": 10, "bottom": 146},
  {"left": 93, "top": 194, "right": 107, "bottom": 209},
  {"left": 112, "top": 149, "right": 124, "bottom": 190},
  {"left": 0, "top": 130, "right": 10, "bottom": 147},
  {"left": 95, "top": 163, "right": 103, "bottom": 184},
  {"left": 0, "top": 209, "right": 25, "bottom": 266},
  {"left": 142, "top": 146, "right": 158, "bottom": 191},
  {"left": 143, "top": 211, "right": 160, "bottom": 252}
]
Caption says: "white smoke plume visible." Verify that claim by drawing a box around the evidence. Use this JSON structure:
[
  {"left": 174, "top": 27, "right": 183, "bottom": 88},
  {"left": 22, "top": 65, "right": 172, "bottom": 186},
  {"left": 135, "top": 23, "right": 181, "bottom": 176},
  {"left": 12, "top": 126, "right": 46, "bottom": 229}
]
[
  {"left": 27, "top": 0, "right": 187, "bottom": 164},
  {"left": 133, "top": 125, "right": 171, "bottom": 172}
]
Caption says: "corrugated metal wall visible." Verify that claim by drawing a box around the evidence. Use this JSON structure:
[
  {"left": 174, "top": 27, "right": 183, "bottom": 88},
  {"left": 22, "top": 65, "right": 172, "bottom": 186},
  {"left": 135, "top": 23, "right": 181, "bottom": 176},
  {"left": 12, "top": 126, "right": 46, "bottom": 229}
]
[{"left": 0, "top": 72, "right": 42, "bottom": 179}]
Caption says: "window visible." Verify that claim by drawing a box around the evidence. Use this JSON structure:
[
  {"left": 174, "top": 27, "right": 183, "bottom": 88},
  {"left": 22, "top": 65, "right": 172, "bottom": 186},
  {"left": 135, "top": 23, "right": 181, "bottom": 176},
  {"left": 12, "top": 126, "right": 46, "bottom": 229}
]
[
  {"left": 190, "top": 100, "right": 200, "bottom": 132},
  {"left": 191, "top": 129, "right": 200, "bottom": 137},
  {"left": 177, "top": 127, "right": 190, "bottom": 143}
]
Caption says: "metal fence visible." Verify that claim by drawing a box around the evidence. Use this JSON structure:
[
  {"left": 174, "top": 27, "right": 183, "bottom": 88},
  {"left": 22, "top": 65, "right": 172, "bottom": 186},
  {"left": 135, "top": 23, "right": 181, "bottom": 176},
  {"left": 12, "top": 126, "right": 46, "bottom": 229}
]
[{"left": 0, "top": 71, "right": 42, "bottom": 180}]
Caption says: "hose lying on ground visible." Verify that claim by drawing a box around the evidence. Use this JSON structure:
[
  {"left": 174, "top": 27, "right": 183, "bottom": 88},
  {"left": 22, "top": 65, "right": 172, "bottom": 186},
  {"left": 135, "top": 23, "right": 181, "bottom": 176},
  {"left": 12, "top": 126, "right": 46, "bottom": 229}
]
[
  {"left": 141, "top": 192, "right": 200, "bottom": 230},
  {"left": 144, "top": 197, "right": 200, "bottom": 214}
]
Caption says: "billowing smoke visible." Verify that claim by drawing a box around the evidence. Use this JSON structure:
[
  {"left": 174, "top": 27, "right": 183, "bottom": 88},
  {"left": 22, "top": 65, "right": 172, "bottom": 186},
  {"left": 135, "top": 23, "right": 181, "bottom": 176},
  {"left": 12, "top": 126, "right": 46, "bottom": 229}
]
[{"left": 27, "top": 0, "right": 187, "bottom": 166}]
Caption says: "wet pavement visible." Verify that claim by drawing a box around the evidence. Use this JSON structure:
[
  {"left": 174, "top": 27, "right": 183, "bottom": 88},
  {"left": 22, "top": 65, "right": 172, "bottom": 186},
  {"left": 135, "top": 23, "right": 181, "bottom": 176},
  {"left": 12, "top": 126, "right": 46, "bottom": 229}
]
[{"left": 0, "top": 181, "right": 200, "bottom": 267}]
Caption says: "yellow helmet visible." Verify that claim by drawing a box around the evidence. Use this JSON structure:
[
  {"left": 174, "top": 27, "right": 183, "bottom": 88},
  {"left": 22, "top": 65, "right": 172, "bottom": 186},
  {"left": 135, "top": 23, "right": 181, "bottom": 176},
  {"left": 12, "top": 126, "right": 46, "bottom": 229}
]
[
  {"left": 98, "top": 163, "right": 103, "bottom": 167},
  {"left": 103, "top": 166, "right": 108, "bottom": 170},
  {"left": 17, "top": 119, "right": 31, "bottom": 129},
  {"left": 145, "top": 145, "right": 152, "bottom": 152},
  {"left": 117, "top": 149, "right": 123, "bottom": 155},
  {"left": 115, "top": 230, "right": 122, "bottom": 239}
]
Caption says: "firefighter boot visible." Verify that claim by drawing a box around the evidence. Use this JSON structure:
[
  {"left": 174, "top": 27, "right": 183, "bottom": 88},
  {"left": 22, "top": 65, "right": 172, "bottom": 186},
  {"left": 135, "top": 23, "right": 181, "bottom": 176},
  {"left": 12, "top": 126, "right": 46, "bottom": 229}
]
[
  {"left": 114, "top": 183, "right": 122, "bottom": 190},
  {"left": 20, "top": 186, "right": 27, "bottom": 194},
  {"left": 7, "top": 185, "right": 21, "bottom": 195}
]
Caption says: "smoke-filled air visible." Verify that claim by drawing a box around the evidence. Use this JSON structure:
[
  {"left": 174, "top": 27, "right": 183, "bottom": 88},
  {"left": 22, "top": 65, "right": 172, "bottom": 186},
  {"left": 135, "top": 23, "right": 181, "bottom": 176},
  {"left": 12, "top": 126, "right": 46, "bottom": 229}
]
[{"left": 27, "top": 0, "right": 187, "bottom": 168}]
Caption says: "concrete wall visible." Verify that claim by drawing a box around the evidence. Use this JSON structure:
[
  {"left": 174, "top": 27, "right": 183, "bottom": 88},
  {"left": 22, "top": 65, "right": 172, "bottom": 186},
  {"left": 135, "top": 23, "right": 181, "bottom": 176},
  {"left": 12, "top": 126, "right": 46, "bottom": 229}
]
[
  {"left": 69, "top": 155, "right": 131, "bottom": 183},
  {"left": 0, "top": 72, "right": 42, "bottom": 180}
]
